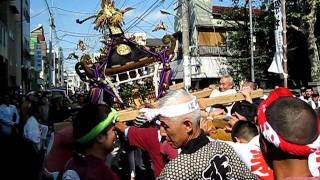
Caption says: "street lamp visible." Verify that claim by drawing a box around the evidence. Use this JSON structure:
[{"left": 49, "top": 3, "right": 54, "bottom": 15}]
[{"left": 160, "top": 9, "right": 179, "bottom": 18}]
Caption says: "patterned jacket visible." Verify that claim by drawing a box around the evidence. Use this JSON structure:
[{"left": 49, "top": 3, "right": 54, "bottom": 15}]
[{"left": 158, "top": 140, "right": 257, "bottom": 180}]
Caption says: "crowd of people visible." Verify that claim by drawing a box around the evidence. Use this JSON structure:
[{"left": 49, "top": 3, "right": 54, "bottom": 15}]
[
  {"left": 1, "top": 76, "right": 320, "bottom": 180},
  {"left": 0, "top": 90, "right": 88, "bottom": 179}
]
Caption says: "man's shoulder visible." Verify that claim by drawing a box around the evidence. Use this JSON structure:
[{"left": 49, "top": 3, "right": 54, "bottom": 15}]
[
  {"left": 161, "top": 141, "right": 234, "bottom": 170},
  {"left": 159, "top": 141, "right": 257, "bottom": 179}
]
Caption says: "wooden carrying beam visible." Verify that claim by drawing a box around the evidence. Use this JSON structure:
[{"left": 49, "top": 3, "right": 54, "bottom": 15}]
[
  {"left": 191, "top": 89, "right": 213, "bottom": 99},
  {"left": 197, "top": 89, "right": 264, "bottom": 107},
  {"left": 118, "top": 89, "right": 264, "bottom": 122},
  {"left": 119, "top": 110, "right": 141, "bottom": 122},
  {"left": 169, "top": 83, "right": 185, "bottom": 90}
]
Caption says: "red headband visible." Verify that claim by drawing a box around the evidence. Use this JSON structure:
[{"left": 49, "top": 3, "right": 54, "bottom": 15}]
[{"left": 257, "top": 87, "right": 320, "bottom": 156}]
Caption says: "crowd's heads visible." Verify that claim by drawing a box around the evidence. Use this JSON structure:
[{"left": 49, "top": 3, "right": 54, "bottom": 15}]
[
  {"left": 157, "top": 89, "right": 201, "bottom": 149},
  {"left": 73, "top": 104, "right": 118, "bottom": 154},
  {"left": 300, "top": 86, "right": 306, "bottom": 93},
  {"left": 1, "top": 93, "right": 11, "bottom": 105},
  {"left": 157, "top": 89, "right": 201, "bottom": 124},
  {"left": 231, "top": 101, "right": 257, "bottom": 123},
  {"left": 258, "top": 88, "right": 319, "bottom": 160},
  {"left": 27, "top": 101, "right": 44, "bottom": 120},
  {"left": 78, "top": 94, "right": 85, "bottom": 102},
  {"left": 312, "top": 92, "right": 319, "bottom": 102},
  {"left": 306, "top": 87, "right": 314, "bottom": 98},
  {"left": 242, "top": 81, "right": 257, "bottom": 91},
  {"left": 219, "top": 75, "right": 234, "bottom": 92},
  {"left": 231, "top": 121, "right": 258, "bottom": 143},
  {"left": 26, "top": 91, "right": 40, "bottom": 102}
]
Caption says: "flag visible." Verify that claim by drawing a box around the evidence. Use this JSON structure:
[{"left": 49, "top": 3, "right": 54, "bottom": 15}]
[{"left": 268, "top": 0, "right": 284, "bottom": 74}]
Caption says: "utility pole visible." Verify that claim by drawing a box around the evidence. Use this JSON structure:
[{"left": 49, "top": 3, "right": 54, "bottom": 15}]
[
  {"left": 249, "top": 0, "right": 255, "bottom": 82},
  {"left": 20, "top": 0, "right": 24, "bottom": 93},
  {"left": 44, "top": 0, "right": 55, "bottom": 87},
  {"left": 181, "top": 0, "right": 191, "bottom": 90},
  {"left": 49, "top": 17, "right": 55, "bottom": 87},
  {"left": 282, "top": 0, "right": 288, "bottom": 88}
]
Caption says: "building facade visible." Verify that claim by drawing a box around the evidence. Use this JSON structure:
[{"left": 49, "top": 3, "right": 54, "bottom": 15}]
[
  {"left": 172, "top": 0, "right": 235, "bottom": 88},
  {"left": 63, "top": 70, "right": 81, "bottom": 94},
  {"left": 0, "top": 0, "right": 30, "bottom": 94},
  {"left": 30, "top": 25, "right": 48, "bottom": 90}
]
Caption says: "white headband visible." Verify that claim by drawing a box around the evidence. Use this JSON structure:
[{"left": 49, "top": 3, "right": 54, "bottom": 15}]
[{"left": 140, "top": 96, "right": 200, "bottom": 120}]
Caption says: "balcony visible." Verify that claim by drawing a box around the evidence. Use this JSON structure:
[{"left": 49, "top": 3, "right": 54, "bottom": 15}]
[{"left": 190, "top": 45, "right": 229, "bottom": 56}]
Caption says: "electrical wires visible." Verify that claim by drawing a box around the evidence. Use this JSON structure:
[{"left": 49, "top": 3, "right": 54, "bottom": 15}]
[
  {"left": 50, "top": 6, "right": 96, "bottom": 15},
  {"left": 124, "top": 0, "right": 164, "bottom": 32}
]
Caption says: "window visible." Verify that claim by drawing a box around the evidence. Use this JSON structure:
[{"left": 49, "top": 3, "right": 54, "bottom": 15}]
[{"left": 198, "top": 31, "right": 226, "bottom": 46}]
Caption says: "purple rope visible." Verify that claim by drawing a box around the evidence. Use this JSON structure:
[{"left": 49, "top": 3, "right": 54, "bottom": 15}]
[
  {"left": 98, "top": 44, "right": 113, "bottom": 71},
  {"left": 157, "top": 69, "right": 167, "bottom": 98},
  {"left": 90, "top": 85, "right": 101, "bottom": 104},
  {"left": 94, "top": 66, "right": 99, "bottom": 79},
  {"left": 157, "top": 49, "right": 170, "bottom": 98}
]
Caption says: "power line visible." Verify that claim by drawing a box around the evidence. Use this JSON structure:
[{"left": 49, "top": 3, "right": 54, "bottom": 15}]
[
  {"left": 124, "top": 0, "right": 162, "bottom": 32},
  {"left": 126, "top": 1, "right": 163, "bottom": 32},
  {"left": 135, "top": 26, "right": 158, "bottom": 39},
  {"left": 43, "top": 0, "right": 53, "bottom": 17},
  {"left": 58, "top": 33, "right": 102, "bottom": 38},
  {"left": 120, "top": 0, "right": 128, "bottom": 9},
  {"left": 31, "top": 9, "right": 47, "bottom": 18},
  {"left": 163, "top": 0, "right": 175, "bottom": 29},
  {"left": 55, "top": 29, "right": 101, "bottom": 36},
  {"left": 50, "top": 6, "right": 96, "bottom": 15},
  {"left": 166, "top": 0, "right": 176, "bottom": 9},
  {"left": 16, "top": 8, "right": 47, "bottom": 22},
  {"left": 127, "top": 0, "right": 149, "bottom": 9}
]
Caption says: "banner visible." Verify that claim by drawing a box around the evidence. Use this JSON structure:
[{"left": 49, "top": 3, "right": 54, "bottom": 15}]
[{"left": 268, "top": 0, "right": 284, "bottom": 74}]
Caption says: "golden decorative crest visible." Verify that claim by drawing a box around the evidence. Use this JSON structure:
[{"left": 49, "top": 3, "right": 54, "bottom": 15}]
[{"left": 116, "top": 44, "right": 131, "bottom": 55}]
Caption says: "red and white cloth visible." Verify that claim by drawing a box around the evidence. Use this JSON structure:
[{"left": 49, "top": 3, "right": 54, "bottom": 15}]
[
  {"left": 225, "top": 135, "right": 320, "bottom": 179},
  {"left": 257, "top": 87, "right": 320, "bottom": 156},
  {"left": 309, "top": 150, "right": 320, "bottom": 177},
  {"left": 223, "top": 136, "right": 274, "bottom": 180}
]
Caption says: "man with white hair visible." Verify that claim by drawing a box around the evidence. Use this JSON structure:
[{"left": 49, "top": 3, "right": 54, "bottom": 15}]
[
  {"left": 142, "top": 89, "right": 256, "bottom": 179},
  {"left": 209, "top": 75, "right": 237, "bottom": 98}
]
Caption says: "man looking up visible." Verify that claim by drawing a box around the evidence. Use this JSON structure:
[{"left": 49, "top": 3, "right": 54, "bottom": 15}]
[{"left": 142, "top": 89, "right": 256, "bottom": 179}]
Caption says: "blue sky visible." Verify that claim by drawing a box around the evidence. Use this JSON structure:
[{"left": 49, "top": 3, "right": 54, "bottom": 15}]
[{"left": 30, "top": 0, "right": 233, "bottom": 70}]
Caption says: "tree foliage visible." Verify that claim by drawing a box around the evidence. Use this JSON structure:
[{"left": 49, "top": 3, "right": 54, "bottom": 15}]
[
  {"left": 220, "top": 0, "right": 320, "bottom": 86},
  {"left": 220, "top": 0, "right": 276, "bottom": 85},
  {"left": 286, "top": 0, "right": 320, "bottom": 82}
]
